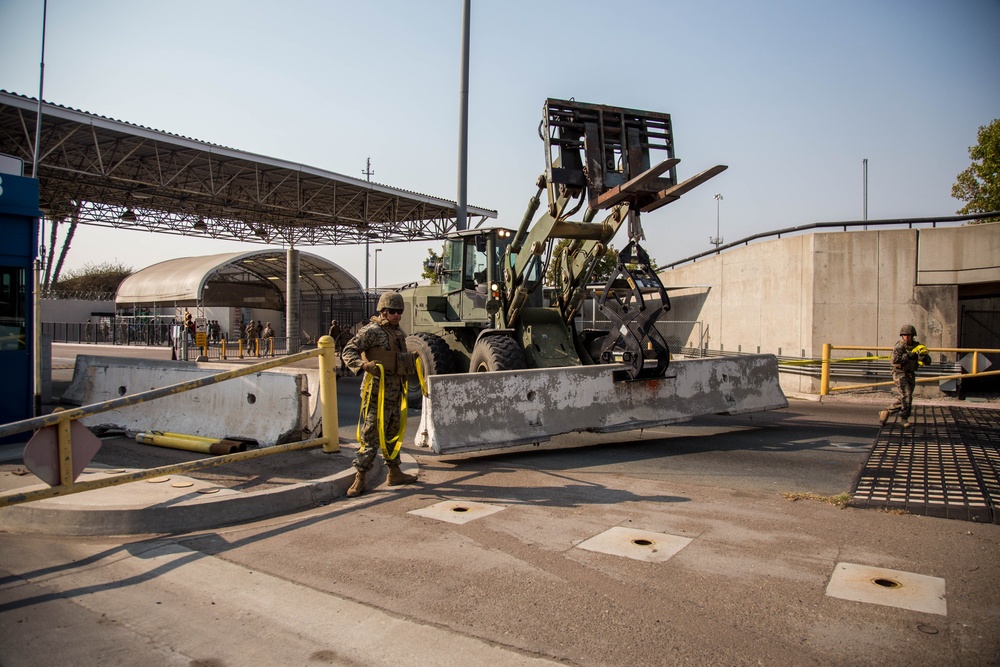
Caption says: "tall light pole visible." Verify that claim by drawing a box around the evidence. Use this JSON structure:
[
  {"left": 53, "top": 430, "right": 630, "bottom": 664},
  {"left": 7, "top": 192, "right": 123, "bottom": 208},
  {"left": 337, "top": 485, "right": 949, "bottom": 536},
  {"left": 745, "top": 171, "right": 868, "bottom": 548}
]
[
  {"left": 374, "top": 248, "right": 382, "bottom": 292},
  {"left": 362, "top": 157, "right": 374, "bottom": 316},
  {"left": 710, "top": 193, "right": 724, "bottom": 249},
  {"left": 862, "top": 158, "right": 868, "bottom": 230},
  {"left": 456, "top": 0, "right": 471, "bottom": 231}
]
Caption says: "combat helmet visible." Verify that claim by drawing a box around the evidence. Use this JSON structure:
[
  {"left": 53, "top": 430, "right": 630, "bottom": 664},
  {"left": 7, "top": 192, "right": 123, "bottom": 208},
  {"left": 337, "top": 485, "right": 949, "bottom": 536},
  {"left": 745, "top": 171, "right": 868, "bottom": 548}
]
[
  {"left": 899, "top": 324, "right": 917, "bottom": 336},
  {"left": 376, "top": 291, "right": 404, "bottom": 312}
]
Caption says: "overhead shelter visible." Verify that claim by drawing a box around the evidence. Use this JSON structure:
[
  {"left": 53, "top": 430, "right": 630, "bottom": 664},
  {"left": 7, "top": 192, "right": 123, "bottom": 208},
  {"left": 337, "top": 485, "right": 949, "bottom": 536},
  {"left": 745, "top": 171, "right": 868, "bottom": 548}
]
[
  {"left": 116, "top": 249, "right": 362, "bottom": 307},
  {"left": 0, "top": 90, "right": 497, "bottom": 349},
  {"left": 116, "top": 250, "right": 363, "bottom": 340}
]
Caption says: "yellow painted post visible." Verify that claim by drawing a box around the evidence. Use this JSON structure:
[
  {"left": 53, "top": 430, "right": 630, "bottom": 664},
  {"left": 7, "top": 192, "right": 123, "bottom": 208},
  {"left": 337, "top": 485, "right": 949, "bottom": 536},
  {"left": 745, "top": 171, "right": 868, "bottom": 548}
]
[
  {"left": 221, "top": 339, "right": 227, "bottom": 360},
  {"left": 239, "top": 340, "right": 244, "bottom": 359},
  {"left": 820, "top": 343, "right": 832, "bottom": 396},
  {"left": 318, "top": 335, "right": 339, "bottom": 453},
  {"left": 57, "top": 415, "right": 73, "bottom": 487}
]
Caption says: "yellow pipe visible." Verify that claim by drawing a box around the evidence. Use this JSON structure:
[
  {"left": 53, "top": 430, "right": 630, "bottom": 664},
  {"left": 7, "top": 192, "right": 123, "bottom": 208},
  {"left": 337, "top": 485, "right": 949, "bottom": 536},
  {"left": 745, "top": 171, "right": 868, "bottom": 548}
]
[
  {"left": 159, "top": 431, "right": 223, "bottom": 443},
  {"left": 136, "top": 432, "right": 245, "bottom": 455}
]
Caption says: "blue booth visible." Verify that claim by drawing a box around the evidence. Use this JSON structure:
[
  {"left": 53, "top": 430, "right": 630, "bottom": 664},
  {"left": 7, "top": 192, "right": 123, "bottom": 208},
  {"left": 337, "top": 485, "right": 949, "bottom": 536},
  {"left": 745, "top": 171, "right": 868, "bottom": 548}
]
[{"left": 0, "top": 170, "right": 41, "bottom": 439}]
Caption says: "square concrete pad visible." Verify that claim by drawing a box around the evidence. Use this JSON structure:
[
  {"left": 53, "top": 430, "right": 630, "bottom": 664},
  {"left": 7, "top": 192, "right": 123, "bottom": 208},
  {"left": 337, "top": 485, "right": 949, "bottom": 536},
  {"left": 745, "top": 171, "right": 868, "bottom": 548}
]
[
  {"left": 576, "top": 526, "right": 692, "bottom": 562},
  {"left": 407, "top": 500, "right": 505, "bottom": 525},
  {"left": 826, "top": 562, "right": 947, "bottom": 616}
]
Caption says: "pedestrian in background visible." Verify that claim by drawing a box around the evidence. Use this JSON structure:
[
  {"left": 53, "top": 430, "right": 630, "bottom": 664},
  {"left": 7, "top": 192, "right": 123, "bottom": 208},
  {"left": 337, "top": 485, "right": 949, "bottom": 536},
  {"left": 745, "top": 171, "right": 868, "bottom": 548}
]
[
  {"left": 880, "top": 324, "right": 931, "bottom": 428},
  {"left": 262, "top": 321, "right": 275, "bottom": 356}
]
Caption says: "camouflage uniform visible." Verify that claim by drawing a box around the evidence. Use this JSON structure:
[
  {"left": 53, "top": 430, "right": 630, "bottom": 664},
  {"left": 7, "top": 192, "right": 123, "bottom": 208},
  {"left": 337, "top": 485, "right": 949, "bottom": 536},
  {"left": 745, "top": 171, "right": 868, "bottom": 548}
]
[
  {"left": 886, "top": 339, "right": 919, "bottom": 420},
  {"left": 341, "top": 315, "right": 409, "bottom": 473}
]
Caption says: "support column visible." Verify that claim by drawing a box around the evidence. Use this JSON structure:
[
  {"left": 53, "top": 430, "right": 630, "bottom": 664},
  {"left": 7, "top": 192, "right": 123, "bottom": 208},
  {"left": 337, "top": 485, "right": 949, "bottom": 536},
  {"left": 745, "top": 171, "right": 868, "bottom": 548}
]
[{"left": 286, "top": 247, "right": 300, "bottom": 353}]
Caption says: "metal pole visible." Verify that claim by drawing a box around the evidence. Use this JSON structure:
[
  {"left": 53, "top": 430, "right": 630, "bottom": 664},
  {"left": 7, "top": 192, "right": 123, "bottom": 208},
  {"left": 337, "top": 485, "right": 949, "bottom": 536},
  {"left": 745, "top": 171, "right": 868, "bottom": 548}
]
[
  {"left": 362, "top": 157, "right": 374, "bottom": 316},
  {"left": 286, "top": 246, "right": 300, "bottom": 353},
  {"left": 374, "top": 248, "right": 382, "bottom": 290},
  {"left": 31, "top": 0, "right": 48, "bottom": 417},
  {"left": 710, "top": 193, "right": 723, "bottom": 248},
  {"left": 863, "top": 158, "right": 868, "bottom": 229},
  {"left": 31, "top": 0, "right": 47, "bottom": 179},
  {"left": 456, "top": 0, "right": 471, "bottom": 231}
]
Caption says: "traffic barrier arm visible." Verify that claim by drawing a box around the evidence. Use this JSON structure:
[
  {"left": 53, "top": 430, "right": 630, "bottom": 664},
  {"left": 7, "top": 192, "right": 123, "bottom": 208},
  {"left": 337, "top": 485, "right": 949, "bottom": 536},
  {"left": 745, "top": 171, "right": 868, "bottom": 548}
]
[{"left": 0, "top": 338, "right": 340, "bottom": 508}]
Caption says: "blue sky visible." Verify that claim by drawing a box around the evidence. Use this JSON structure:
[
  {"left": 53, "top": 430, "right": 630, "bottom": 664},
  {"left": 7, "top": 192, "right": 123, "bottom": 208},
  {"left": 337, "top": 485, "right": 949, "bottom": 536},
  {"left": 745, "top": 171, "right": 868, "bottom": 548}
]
[{"left": 1, "top": 0, "right": 998, "bottom": 287}]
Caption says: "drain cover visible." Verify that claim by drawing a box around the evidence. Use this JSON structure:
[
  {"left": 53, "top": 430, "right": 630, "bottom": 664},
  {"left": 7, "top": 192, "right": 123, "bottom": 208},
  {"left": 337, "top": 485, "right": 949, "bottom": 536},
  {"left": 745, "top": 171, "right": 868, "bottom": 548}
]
[
  {"left": 576, "top": 526, "right": 692, "bottom": 563},
  {"left": 407, "top": 500, "right": 505, "bottom": 524},
  {"left": 825, "top": 562, "right": 946, "bottom": 615}
]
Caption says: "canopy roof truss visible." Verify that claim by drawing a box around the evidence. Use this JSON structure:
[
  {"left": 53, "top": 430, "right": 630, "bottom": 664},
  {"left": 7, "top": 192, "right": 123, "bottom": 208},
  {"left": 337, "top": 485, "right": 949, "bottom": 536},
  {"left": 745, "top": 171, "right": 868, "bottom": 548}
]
[{"left": 0, "top": 91, "right": 496, "bottom": 245}]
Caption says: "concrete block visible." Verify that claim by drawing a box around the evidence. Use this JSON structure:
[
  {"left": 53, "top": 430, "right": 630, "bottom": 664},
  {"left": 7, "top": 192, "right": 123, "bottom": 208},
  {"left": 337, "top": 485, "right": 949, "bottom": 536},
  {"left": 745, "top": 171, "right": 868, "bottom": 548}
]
[
  {"left": 66, "top": 356, "right": 320, "bottom": 446},
  {"left": 417, "top": 354, "right": 787, "bottom": 455}
]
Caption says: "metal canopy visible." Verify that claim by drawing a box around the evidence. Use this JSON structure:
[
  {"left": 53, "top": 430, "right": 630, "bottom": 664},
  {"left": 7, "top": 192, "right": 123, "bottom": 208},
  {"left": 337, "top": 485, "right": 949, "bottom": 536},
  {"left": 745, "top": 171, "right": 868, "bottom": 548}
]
[
  {"left": 115, "top": 249, "right": 362, "bottom": 306},
  {"left": 0, "top": 90, "right": 496, "bottom": 245}
]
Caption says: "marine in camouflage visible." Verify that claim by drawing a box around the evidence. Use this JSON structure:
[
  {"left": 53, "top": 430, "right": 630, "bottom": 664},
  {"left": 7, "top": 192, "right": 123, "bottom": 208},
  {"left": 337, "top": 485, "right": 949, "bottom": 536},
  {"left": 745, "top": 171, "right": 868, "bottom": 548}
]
[{"left": 341, "top": 314, "right": 408, "bottom": 472}]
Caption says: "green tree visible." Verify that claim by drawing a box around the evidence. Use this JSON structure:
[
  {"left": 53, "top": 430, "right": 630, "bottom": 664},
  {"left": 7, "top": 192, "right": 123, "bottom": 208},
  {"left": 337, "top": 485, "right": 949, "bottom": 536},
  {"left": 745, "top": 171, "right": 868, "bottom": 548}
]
[
  {"left": 420, "top": 247, "right": 444, "bottom": 284},
  {"left": 51, "top": 261, "right": 133, "bottom": 296},
  {"left": 952, "top": 118, "right": 1000, "bottom": 220}
]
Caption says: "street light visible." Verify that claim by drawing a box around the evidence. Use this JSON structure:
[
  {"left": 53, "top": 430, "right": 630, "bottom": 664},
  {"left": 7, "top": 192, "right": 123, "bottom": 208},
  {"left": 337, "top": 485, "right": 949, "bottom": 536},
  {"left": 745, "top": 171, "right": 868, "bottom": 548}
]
[{"left": 710, "top": 193, "right": 724, "bottom": 248}]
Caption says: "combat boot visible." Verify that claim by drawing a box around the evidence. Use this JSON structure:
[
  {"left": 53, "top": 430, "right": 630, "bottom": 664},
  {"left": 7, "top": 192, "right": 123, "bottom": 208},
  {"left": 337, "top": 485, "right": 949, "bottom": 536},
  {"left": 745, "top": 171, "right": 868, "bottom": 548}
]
[
  {"left": 347, "top": 470, "right": 366, "bottom": 497},
  {"left": 386, "top": 462, "right": 417, "bottom": 486},
  {"left": 878, "top": 410, "right": 888, "bottom": 426}
]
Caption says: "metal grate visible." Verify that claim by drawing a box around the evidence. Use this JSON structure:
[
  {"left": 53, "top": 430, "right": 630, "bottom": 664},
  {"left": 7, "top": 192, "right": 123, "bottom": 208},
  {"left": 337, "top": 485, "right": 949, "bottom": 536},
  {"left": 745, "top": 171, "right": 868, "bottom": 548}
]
[{"left": 850, "top": 406, "right": 1000, "bottom": 523}]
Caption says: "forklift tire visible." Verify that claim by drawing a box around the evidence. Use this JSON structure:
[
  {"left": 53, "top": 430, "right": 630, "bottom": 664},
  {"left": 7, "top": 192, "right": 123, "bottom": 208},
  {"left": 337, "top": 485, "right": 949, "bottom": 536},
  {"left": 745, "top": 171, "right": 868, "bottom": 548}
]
[
  {"left": 470, "top": 336, "right": 527, "bottom": 372},
  {"left": 406, "top": 332, "right": 455, "bottom": 409}
]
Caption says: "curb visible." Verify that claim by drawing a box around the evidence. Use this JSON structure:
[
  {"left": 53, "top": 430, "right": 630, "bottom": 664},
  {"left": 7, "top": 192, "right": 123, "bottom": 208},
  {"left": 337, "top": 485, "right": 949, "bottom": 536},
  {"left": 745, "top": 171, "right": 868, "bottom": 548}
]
[{"left": 0, "top": 454, "right": 418, "bottom": 537}]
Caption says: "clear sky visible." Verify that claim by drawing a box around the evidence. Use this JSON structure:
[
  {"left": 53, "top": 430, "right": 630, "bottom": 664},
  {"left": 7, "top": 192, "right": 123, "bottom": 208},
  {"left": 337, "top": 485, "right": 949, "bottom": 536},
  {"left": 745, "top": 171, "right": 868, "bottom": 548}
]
[{"left": 1, "top": 0, "right": 998, "bottom": 288}]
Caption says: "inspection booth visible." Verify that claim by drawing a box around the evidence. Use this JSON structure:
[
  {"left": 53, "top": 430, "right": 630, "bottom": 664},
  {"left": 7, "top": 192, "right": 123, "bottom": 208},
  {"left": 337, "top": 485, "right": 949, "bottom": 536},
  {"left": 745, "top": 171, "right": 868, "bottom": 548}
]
[{"left": 0, "top": 158, "right": 41, "bottom": 440}]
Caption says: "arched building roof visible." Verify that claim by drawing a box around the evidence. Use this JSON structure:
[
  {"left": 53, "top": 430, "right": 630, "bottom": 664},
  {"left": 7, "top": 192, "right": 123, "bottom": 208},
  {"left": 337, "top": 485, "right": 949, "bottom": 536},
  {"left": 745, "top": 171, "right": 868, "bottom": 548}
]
[{"left": 115, "top": 249, "right": 362, "bottom": 308}]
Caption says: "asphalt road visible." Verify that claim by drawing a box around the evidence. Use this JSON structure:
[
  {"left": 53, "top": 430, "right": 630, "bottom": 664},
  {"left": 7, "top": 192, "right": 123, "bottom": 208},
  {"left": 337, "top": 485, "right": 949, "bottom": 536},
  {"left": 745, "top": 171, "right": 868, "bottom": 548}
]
[{"left": 1, "top": 344, "right": 995, "bottom": 665}]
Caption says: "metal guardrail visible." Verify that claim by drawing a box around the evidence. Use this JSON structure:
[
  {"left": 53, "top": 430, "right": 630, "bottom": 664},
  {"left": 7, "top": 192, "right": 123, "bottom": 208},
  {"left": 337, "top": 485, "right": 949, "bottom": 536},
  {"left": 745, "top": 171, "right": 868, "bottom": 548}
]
[
  {"left": 818, "top": 344, "right": 1000, "bottom": 395},
  {"left": 660, "top": 212, "right": 1000, "bottom": 269},
  {"left": 0, "top": 337, "right": 340, "bottom": 508}
]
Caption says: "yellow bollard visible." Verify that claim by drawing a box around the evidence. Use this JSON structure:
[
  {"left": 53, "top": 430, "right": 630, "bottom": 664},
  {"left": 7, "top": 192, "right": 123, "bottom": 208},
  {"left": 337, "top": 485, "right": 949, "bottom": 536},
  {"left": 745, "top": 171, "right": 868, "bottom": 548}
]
[
  {"left": 820, "top": 343, "right": 832, "bottom": 396},
  {"left": 317, "top": 335, "right": 339, "bottom": 453},
  {"left": 221, "top": 339, "right": 227, "bottom": 360}
]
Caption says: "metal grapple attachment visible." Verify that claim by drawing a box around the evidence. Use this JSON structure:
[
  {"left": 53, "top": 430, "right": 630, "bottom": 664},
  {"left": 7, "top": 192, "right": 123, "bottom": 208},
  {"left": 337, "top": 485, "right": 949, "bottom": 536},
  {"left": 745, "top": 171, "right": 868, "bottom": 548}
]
[{"left": 597, "top": 239, "right": 672, "bottom": 381}]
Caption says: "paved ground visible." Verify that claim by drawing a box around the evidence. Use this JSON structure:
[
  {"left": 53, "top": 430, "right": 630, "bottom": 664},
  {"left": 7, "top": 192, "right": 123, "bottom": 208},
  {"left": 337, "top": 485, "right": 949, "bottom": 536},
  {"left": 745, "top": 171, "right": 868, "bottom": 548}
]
[{"left": 0, "top": 346, "right": 998, "bottom": 665}]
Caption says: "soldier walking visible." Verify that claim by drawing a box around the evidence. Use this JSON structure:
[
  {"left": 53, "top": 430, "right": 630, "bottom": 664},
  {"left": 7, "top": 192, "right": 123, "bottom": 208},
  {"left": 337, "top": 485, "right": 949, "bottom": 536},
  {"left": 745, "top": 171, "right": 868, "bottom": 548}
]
[{"left": 880, "top": 324, "right": 931, "bottom": 427}]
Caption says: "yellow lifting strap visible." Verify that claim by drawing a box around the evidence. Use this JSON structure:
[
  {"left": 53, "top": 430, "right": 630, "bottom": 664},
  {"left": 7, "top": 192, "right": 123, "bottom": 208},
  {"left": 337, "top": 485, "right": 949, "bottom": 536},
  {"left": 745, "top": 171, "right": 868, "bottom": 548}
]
[
  {"left": 415, "top": 356, "right": 429, "bottom": 397},
  {"left": 356, "top": 363, "right": 409, "bottom": 461}
]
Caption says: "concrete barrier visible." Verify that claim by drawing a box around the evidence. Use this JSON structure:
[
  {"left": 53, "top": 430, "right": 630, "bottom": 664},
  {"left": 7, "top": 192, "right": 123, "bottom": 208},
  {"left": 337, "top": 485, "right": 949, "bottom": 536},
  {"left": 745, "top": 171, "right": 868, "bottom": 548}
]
[
  {"left": 64, "top": 356, "right": 320, "bottom": 446},
  {"left": 416, "top": 354, "right": 788, "bottom": 455}
]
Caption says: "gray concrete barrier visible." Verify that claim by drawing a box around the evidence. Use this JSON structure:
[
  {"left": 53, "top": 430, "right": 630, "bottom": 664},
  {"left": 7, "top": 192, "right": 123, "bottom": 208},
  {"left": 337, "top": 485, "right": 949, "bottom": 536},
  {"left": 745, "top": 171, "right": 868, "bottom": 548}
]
[
  {"left": 64, "top": 356, "right": 320, "bottom": 446},
  {"left": 416, "top": 354, "right": 788, "bottom": 455}
]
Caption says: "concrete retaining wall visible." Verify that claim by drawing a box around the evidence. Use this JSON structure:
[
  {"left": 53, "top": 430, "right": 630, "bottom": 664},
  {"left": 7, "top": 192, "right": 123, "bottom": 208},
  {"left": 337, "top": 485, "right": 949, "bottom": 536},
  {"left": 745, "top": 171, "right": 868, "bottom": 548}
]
[
  {"left": 659, "top": 224, "right": 1000, "bottom": 396},
  {"left": 64, "top": 356, "right": 321, "bottom": 446}
]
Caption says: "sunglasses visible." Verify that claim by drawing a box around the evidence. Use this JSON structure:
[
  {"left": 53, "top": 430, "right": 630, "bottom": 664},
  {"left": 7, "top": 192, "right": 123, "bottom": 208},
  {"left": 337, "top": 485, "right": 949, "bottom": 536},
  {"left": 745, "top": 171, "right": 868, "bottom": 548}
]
[{"left": 384, "top": 308, "right": 403, "bottom": 315}]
